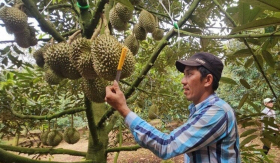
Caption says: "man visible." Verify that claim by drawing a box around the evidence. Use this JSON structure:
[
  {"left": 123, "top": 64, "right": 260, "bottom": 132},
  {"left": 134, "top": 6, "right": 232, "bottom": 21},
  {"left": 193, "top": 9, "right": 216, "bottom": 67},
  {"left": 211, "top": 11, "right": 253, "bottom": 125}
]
[
  {"left": 261, "top": 97, "right": 277, "bottom": 155},
  {"left": 105, "top": 52, "right": 241, "bottom": 163}
]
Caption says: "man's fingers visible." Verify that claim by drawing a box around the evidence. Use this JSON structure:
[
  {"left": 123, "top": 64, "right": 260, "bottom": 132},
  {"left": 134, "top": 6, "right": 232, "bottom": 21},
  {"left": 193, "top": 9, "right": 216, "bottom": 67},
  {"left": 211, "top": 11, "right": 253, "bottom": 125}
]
[{"left": 113, "top": 80, "right": 119, "bottom": 87}]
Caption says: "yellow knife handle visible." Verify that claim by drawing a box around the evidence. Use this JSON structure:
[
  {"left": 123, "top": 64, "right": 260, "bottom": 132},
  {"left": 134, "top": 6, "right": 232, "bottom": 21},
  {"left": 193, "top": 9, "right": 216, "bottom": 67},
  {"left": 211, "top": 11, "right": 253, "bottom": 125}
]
[{"left": 117, "top": 47, "right": 128, "bottom": 70}]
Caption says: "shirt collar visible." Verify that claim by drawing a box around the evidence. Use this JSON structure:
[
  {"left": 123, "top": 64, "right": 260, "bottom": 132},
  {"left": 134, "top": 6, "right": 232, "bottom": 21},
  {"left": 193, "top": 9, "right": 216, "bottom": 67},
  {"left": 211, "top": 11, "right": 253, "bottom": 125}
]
[{"left": 188, "top": 93, "right": 217, "bottom": 112}]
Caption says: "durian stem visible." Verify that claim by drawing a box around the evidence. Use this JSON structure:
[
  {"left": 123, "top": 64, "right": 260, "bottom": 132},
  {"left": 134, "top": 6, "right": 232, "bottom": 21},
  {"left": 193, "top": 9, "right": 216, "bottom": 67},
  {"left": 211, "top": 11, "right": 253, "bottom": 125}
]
[
  {"left": 102, "top": 14, "right": 110, "bottom": 35},
  {"left": 90, "top": 18, "right": 103, "bottom": 41},
  {"left": 68, "top": 30, "right": 82, "bottom": 44}
]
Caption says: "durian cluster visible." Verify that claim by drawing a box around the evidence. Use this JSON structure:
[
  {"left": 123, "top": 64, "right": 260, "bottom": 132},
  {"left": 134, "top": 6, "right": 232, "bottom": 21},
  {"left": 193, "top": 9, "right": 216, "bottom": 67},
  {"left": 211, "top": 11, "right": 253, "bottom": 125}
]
[
  {"left": 33, "top": 34, "right": 135, "bottom": 103},
  {"left": 0, "top": 5, "right": 37, "bottom": 48},
  {"left": 108, "top": 2, "right": 164, "bottom": 56},
  {"left": 41, "top": 127, "right": 80, "bottom": 146}
]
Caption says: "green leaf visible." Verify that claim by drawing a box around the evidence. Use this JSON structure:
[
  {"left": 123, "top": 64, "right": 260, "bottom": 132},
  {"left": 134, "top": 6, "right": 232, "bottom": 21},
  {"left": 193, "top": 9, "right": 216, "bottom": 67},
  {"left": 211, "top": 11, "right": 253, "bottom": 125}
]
[
  {"left": 240, "top": 79, "right": 250, "bottom": 89},
  {"left": 260, "top": 137, "right": 271, "bottom": 147},
  {"left": 240, "top": 134, "right": 258, "bottom": 147},
  {"left": 238, "top": 93, "right": 249, "bottom": 109},
  {"left": 231, "top": 49, "right": 252, "bottom": 58},
  {"left": 240, "top": 0, "right": 280, "bottom": 11},
  {"left": 220, "top": 77, "right": 237, "bottom": 85},
  {"left": 231, "top": 17, "right": 280, "bottom": 34},
  {"left": 262, "top": 50, "right": 275, "bottom": 68},
  {"left": 244, "top": 57, "right": 254, "bottom": 68},
  {"left": 240, "top": 128, "right": 258, "bottom": 138},
  {"left": 114, "top": 0, "right": 134, "bottom": 11}
]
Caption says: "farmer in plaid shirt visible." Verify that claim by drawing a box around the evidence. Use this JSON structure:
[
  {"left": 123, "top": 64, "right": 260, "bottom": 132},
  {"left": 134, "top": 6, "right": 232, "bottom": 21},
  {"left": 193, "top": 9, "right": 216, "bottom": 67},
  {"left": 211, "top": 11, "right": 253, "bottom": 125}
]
[{"left": 105, "top": 52, "right": 241, "bottom": 163}]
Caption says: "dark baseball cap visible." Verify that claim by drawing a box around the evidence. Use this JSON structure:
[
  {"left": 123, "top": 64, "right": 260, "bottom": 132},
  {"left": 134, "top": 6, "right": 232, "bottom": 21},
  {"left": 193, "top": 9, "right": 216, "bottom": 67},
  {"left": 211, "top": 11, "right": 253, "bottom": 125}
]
[{"left": 176, "top": 52, "right": 224, "bottom": 81}]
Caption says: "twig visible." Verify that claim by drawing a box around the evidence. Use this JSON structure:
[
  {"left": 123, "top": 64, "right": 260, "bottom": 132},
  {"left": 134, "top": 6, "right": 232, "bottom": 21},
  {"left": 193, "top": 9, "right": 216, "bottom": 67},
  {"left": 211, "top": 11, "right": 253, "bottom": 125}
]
[
  {"left": 68, "top": 30, "right": 82, "bottom": 44},
  {"left": 90, "top": 18, "right": 103, "bottom": 41}
]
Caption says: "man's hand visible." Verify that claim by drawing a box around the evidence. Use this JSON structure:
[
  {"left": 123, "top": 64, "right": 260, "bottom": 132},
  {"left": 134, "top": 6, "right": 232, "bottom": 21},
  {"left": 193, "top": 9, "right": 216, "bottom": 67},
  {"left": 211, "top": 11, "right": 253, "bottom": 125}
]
[{"left": 105, "top": 80, "right": 131, "bottom": 117}]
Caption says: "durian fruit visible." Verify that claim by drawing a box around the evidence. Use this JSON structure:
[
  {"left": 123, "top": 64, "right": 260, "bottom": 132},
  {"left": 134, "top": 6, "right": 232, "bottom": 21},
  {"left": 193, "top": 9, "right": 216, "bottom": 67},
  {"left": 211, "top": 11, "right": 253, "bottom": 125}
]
[
  {"left": 115, "top": 3, "right": 133, "bottom": 22},
  {"left": 152, "top": 28, "right": 164, "bottom": 41},
  {"left": 40, "top": 131, "right": 50, "bottom": 146},
  {"left": 124, "top": 35, "right": 139, "bottom": 56},
  {"left": 44, "top": 43, "right": 81, "bottom": 80},
  {"left": 47, "top": 130, "right": 63, "bottom": 146},
  {"left": 69, "top": 38, "right": 97, "bottom": 79},
  {"left": 138, "top": 10, "right": 156, "bottom": 33},
  {"left": 63, "top": 127, "right": 80, "bottom": 144},
  {"left": 13, "top": 0, "right": 33, "bottom": 17},
  {"left": 0, "top": 6, "right": 28, "bottom": 34},
  {"left": 133, "top": 23, "right": 147, "bottom": 40},
  {"left": 148, "top": 104, "right": 159, "bottom": 120},
  {"left": 28, "top": 26, "right": 38, "bottom": 46},
  {"left": 81, "top": 77, "right": 109, "bottom": 103},
  {"left": 44, "top": 67, "right": 63, "bottom": 85},
  {"left": 33, "top": 44, "right": 50, "bottom": 68},
  {"left": 14, "top": 27, "right": 31, "bottom": 48},
  {"left": 91, "top": 34, "right": 135, "bottom": 81},
  {"left": 109, "top": 6, "right": 127, "bottom": 31}
]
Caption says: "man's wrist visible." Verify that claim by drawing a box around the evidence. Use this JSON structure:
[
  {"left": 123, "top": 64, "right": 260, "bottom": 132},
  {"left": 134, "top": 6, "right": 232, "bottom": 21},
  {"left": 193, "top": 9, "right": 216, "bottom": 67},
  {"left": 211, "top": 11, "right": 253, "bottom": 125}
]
[{"left": 118, "top": 106, "right": 131, "bottom": 117}]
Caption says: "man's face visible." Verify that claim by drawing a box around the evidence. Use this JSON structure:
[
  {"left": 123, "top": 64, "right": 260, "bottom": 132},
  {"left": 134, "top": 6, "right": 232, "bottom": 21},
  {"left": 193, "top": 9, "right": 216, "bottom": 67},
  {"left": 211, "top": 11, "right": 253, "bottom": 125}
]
[
  {"left": 266, "top": 101, "right": 274, "bottom": 108},
  {"left": 181, "top": 66, "right": 207, "bottom": 104}
]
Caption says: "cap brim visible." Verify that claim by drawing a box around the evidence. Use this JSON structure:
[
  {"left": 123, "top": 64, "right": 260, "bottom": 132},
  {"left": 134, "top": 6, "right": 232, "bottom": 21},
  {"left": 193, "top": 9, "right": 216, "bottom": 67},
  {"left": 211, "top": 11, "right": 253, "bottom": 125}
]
[{"left": 176, "top": 60, "right": 202, "bottom": 72}]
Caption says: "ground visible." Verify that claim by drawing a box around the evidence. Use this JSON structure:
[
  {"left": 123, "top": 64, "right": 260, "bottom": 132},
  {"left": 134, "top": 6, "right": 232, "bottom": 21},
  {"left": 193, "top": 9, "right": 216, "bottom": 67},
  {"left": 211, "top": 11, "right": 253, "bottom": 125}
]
[{"left": 2, "top": 123, "right": 280, "bottom": 163}]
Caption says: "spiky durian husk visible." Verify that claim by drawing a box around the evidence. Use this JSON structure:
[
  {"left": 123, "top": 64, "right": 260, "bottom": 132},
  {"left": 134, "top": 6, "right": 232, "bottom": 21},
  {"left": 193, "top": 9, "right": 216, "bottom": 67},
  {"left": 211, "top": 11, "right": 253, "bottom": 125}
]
[
  {"left": 47, "top": 130, "right": 63, "bottom": 146},
  {"left": 14, "top": 27, "right": 30, "bottom": 48},
  {"left": 115, "top": 3, "right": 133, "bottom": 22},
  {"left": 81, "top": 77, "right": 109, "bottom": 103},
  {"left": 138, "top": 10, "right": 156, "bottom": 33},
  {"left": 40, "top": 131, "right": 50, "bottom": 146},
  {"left": 148, "top": 104, "right": 159, "bottom": 120},
  {"left": 124, "top": 35, "right": 139, "bottom": 56},
  {"left": 44, "top": 43, "right": 81, "bottom": 80},
  {"left": 33, "top": 45, "right": 50, "bottom": 68},
  {"left": 133, "top": 23, "right": 147, "bottom": 40},
  {"left": 152, "top": 28, "right": 164, "bottom": 41},
  {"left": 0, "top": 6, "right": 28, "bottom": 33},
  {"left": 69, "top": 38, "right": 97, "bottom": 79},
  {"left": 91, "top": 34, "right": 135, "bottom": 81},
  {"left": 44, "top": 68, "right": 63, "bottom": 85},
  {"left": 109, "top": 7, "right": 127, "bottom": 31},
  {"left": 28, "top": 26, "right": 37, "bottom": 46},
  {"left": 63, "top": 127, "right": 80, "bottom": 144}
]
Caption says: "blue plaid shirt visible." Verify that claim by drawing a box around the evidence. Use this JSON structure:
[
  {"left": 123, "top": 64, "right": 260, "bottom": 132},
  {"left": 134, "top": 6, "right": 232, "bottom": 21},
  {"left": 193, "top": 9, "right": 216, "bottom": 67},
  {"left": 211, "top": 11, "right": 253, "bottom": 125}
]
[{"left": 125, "top": 93, "right": 241, "bottom": 163}]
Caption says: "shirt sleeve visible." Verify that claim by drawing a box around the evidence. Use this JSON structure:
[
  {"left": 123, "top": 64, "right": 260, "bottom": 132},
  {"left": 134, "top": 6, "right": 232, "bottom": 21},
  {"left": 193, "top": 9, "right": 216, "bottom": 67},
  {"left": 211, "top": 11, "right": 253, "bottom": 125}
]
[{"left": 125, "top": 106, "right": 229, "bottom": 159}]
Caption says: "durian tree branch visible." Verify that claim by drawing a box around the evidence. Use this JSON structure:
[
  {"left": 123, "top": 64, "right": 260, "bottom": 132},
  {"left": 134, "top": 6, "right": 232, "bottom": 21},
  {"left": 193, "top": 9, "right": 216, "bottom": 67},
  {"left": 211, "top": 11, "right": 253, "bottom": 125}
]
[
  {"left": 97, "top": 0, "right": 201, "bottom": 127},
  {"left": 0, "top": 144, "right": 86, "bottom": 156},
  {"left": 0, "top": 148, "right": 90, "bottom": 163},
  {"left": 84, "top": 97, "right": 101, "bottom": 147},
  {"left": 105, "top": 112, "right": 119, "bottom": 134},
  {"left": 9, "top": 106, "right": 85, "bottom": 121},
  {"left": 79, "top": 0, "right": 109, "bottom": 38},
  {"left": 213, "top": 0, "right": 277, "bottom": 99},
  {"left": 21, "top": 0, "right": 65, "bottom": 42},
  {"left": 174, "top": 30, "right": 280, "bottom": 39},
  {"left": 106, "top": 145, "right": 141, "bottom": 153}
]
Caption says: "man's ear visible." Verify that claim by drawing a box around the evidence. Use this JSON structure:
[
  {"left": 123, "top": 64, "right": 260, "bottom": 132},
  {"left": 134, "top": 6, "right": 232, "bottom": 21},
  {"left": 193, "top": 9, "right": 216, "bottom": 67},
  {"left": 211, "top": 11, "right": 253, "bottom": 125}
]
[{"left": 204, "top": 74, "right": 213, "bottom": 87}]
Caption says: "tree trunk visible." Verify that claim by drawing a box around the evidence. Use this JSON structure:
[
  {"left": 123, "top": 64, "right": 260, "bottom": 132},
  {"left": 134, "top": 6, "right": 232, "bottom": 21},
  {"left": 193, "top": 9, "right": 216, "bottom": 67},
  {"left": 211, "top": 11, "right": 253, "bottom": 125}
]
[{"left": 13, "top": 130, "right": 20, "bottom": 146}]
